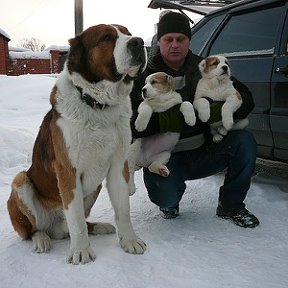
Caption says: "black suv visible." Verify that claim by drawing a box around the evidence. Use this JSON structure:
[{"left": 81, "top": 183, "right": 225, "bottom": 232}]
[{"left": 148, "top": 0, "right": 288, "bottom": 163}]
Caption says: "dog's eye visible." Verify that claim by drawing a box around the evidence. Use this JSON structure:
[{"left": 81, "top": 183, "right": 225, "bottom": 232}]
[
  {"left": 151, "top": 80, "right": 156, "bottom": 85},
  {"left": 101, "top": 34, "right": 112, "bottom": 43}
]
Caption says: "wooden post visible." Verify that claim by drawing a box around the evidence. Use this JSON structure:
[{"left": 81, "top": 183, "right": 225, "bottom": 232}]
[{"left": 75, "top": 0, "right": 83, "bottom": 36}]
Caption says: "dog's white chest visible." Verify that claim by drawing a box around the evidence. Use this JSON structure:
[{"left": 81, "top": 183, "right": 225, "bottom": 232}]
[{"left": 57, "top": 115, "right": 129, "bottom": 192}]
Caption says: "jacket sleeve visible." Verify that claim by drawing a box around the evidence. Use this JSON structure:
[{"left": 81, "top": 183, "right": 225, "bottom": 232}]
[{"left": 231, "top": 76, "right": 255, "bottom": 119}]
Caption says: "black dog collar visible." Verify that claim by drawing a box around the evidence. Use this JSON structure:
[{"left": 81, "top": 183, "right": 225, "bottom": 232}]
[{"left": 75, "top": 86, "right": 108, "bottom": 110}]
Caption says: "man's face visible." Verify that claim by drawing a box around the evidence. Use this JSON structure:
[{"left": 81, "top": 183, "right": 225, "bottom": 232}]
[{"left": 158, "top": 33, "right": 190, "bottom": 70}]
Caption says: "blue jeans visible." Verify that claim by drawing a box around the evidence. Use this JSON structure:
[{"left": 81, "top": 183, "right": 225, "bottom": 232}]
[{"left": 143, "top": 130, "right": 257, "bottom": 210}]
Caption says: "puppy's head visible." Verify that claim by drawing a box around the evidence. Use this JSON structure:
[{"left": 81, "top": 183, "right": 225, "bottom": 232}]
[
  {"left": 142, "top": 72, "right": 175, "bottom": 99},
  {"left": 67, "top": 24, "right": 147, "bottom": 84},
  {"left": 199, "top": 55, "right": 231, "bottom": 80}
]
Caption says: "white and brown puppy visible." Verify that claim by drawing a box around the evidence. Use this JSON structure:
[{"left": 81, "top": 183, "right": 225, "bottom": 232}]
[
  {"left": 193, "top": 55, "right": 248, "bottom": 142},
  {"left": 7, "top": 24, "right": 147, "bottom": 264},
  {"left": 128, "top": 72, "right": 196, "bottom": 195}
]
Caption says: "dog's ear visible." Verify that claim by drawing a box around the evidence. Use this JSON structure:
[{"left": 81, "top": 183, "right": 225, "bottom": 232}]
[
  {"left": 198, "top": 59, "right": 207, "bottom": 73},
  {"left": 166, "top": 74, "right": 175, "bottom": 90},
  {"left": 67, "top": 36, "right": 85, "bottom": 73}
]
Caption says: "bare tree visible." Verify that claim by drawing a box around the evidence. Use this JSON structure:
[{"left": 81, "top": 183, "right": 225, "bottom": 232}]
[{"left": 20, "top": 38, "right": 46, "bottom": 52}]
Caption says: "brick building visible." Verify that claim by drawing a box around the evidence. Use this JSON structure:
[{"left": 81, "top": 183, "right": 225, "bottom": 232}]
[
  {"left": 0, "top": 28, "right": 69, "bottom": 75},
  {"left": 0, "top": 28, "right": 10, "bottom": 74}
]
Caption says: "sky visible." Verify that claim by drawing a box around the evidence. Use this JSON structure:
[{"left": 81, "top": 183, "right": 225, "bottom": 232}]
[
  {"left": 0, "top": 74, "right": 288, "bottom": 288},
  {"left": 0, "top": 0, "right": 164, "bottom": 48}
]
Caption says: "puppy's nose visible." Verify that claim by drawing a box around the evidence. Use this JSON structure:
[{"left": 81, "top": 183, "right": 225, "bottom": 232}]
[{"left": 222, "top": 65, "right": 228, "bottom": 73}]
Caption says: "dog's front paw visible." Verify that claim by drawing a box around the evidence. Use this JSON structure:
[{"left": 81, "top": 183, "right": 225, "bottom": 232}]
[
  {"left": 67, "top": 245, "right": 96, "bottom": 265},
  {"left": 198, "top": 108, "right": 210, "bottom": 123},
  {"left": 213, "top": 134, "right": 223, "bottom": 143},
  {"left": 194, "top": 98, "right": 210, "bottom": 122},
  {"left": 180, "top": 102, "right": 196, "bottom": 126},
  {"left": 222, "top": 118, "right": 234, "bottom": 131},
  {"left": 120, "top": 238, "right": 146, "bottom": 254},
  {"left": 135, "top": 117, "right": 148, "bottom": 132},
  {"left": 32, "top": 231, "right": 52, "bottom": 253}
]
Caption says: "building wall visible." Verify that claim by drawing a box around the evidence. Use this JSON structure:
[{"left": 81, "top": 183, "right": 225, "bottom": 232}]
[
  {"left": 7, "top": 50, "right": 62, "bottom": 76},
  {"left": 0, "top": 35, "right": 9, "bottom": 74},
  {"left": 0, "top": 31, "right": 67, "bottom": 75}
]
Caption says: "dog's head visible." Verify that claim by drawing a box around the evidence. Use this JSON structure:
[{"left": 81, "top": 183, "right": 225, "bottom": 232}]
[
  {"left": 198, "top": 55, "right": 231, "bottom": 80},
  {"left": 67, "top": 24, "right": 147, "bottom": 84},
  {"left": 142, "top": 72, "right": 175, "bottom": 100}
]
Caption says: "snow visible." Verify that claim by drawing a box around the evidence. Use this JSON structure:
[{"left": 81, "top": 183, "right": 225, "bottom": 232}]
[
  {"left": 0, "top": 28, "right": 10, "bottom": 40},
  {"left": 0, "top": 74, "right": 288, "bottom": 288},
  {"left": 9, "top": 50, "right": 50, "bottom": 60}
]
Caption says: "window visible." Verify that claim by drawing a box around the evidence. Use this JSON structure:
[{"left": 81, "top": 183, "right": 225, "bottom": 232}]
[
  {"left": 209, "top": 6, "right": 284, "bottom": 56},
  {"left": 190, "top": 15, "right": 225, "bottom": 55}
]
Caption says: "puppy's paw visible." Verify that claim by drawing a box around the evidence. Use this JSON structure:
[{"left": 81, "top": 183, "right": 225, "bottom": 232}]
[
  {"left": 194, "top": 98, "right": 210, "bottom": 122},
  {"left": 120, "top": 238, "right": 146, "bottom": 254},
  {"left": 184, "top": 113, "right": 196, "bottom": 127},
  {"left": 67, "top": 245, "right": 96, "bottom": 265},
  {"left": 135, "top": 118, "right": 148, "bottom": 132},
  {"left": 32, "top": 231, "right": 52, "bottom": 253},
  {"left": 198, "top": 108, "right": 210, "bottom": 123},
  {"left": 180, "top": 102, "right": 196, "bottom": 126},
  {"left": 213, "top": 134, "right": 223, "bottom": 143},
  {"left": 217, "top": 126, "right": 228, "bottom": 136},
  {"left": 158, "top": 166, "right": 170, "bottom": 177},
  {"left": 222, "top": 115, "right": 234, "bottom": 131}
]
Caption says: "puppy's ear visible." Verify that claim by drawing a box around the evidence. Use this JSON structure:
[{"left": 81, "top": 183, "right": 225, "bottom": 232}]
[
  {"left": 67, "top": 36, "right": 85, "bottom": 73},
  {"left": 198, "top": 59, "right": 207, "bottom": 73},
  {"left": 166, "top": 75, "right": 175, "bottom": 90}
]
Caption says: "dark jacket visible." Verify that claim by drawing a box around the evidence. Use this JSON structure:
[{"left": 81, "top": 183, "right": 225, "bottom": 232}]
[{"left": 130, "top": 50, "right": 254, "bottom": 144}]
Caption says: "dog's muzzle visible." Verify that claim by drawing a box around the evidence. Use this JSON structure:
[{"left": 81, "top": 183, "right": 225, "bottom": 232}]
[
  {"left": 142, "top": 88, "right": 147, "bottom": 99},
  {"left": 127, "top": 37, "right": 147, "bottom": 69}
]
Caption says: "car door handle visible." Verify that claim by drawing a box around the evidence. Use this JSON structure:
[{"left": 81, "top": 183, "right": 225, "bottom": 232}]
[{"left": 275, "top": 66, "right": 288, "bottom": 74}]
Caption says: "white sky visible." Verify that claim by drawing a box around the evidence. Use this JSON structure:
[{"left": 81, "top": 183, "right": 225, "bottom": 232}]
[{"left": 1, "top": 0, "right": 161, "bottom": 47}]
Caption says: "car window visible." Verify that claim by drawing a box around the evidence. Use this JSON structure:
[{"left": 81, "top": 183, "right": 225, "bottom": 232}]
[
  {"left": 190, "top": 14, "right": 225, "bottom": 55},
  {"left": 209, "top": 6, "right": 285, "bottom": 56}
]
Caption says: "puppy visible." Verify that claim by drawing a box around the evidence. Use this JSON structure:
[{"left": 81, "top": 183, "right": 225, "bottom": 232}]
[
  {"left": 128, "top": 72, "right": 196, "bottom": 195},
  {"left": 193, "top": 55, "right": 248, "bottom": 142},
  {"left": 7, "top": 24, "right": 147, "bottom": 264}
]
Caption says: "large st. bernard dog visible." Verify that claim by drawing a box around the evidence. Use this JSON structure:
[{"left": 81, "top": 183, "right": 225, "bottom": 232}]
[{"left": 7, "top": 24, "right": 147, "bottom": 264}]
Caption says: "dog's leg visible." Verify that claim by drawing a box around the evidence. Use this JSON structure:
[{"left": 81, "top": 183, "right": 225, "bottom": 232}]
[
  {"left": 221, "top": 93, "right": 243, "bottom": 130},
  {"left": 85, "top": 185, "right": 116, "bottom": 235},
  {"left": 106, "top": 160, "right": 146, "bottom": 254},
  {"left": 7, "top": 171, "right": 53, "bottom": 253},
  {"left": 54, "top": 163, "right": 96, "bottom": 265},
  {"left": 127, "top": 140, "right": 142, "bottom": 195},
  {"left": 193, "top": 98, "right": 211, "bottom": 122},
  {"left": 148, "top": 151, "right": 172, "bottom": 177},
  {"left": 135, "top": 102, "right": 153, "bottom": 132},
  {"left": 180, "top": 101, "right": 196, "bottom": 126}
]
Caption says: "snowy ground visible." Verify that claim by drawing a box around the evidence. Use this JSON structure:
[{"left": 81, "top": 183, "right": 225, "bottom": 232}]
[{"left": 0, "top": 74, "right": 288, "bottom": 288}]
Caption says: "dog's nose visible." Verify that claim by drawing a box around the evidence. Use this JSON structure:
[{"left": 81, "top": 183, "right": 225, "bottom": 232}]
[{"left": 222, "top": 65, "right": 228, "bottom": 73}]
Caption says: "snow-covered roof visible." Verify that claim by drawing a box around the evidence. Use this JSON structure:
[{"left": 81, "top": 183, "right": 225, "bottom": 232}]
[
  {"left": 0, "top": 28, "right": 10, "bottom": 41},
  {"left": 45, "top": 45, "right": 70, "bottom": 52},
  {"left": 9, "top": 50, "right": 50, "bottom": 60}
]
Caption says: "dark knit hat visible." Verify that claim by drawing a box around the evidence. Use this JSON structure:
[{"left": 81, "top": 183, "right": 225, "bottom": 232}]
[{"left": 157, "top": 12, "right": 191, "bottom": 40}]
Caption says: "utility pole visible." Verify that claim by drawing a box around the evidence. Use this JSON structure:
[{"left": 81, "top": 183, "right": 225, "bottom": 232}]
[{"left": 75, "top": 0, "right": 83, "bottom": 36}]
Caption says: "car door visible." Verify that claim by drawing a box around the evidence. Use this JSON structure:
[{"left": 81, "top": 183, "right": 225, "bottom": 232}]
[
  {"left": 270, "top": 9, "right": 288, "bottom": 161},
  {"left": 191, "top": 1, "right": 288, "bottom": 161}
]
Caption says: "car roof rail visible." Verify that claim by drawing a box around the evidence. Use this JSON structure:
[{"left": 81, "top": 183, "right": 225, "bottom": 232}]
[{"left": 148, "top": 0, "right": 241, "bottom": 16}]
